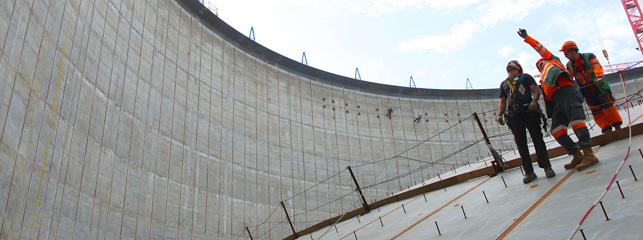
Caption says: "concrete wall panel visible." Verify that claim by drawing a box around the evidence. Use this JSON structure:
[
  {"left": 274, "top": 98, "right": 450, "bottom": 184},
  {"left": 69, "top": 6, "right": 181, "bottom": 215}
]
[{"left": 2, "top": 0, "right": 643, "bottom": 239}]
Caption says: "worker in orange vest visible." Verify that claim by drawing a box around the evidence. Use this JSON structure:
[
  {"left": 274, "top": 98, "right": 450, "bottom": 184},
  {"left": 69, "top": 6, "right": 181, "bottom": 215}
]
[
  {"left": 518, "top": 29, "right": 599, "bottom": 171},
  {"left": 560, "top": 41, "right": 623, "bottom": 133}
]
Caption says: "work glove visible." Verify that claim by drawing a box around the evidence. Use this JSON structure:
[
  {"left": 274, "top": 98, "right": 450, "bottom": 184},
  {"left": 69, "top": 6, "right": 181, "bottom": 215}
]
[
  {"left": 529, "top": 101, "right": 538, "bottom": 112},
  {"left": 497, "top": 115, "right": 505, "bottom": 125},
  {"left": 596, "top": 77, "right": 605, "bottom": 86},
  {"left": 517, "top": 28, "right": 528, "bottom": 39}
]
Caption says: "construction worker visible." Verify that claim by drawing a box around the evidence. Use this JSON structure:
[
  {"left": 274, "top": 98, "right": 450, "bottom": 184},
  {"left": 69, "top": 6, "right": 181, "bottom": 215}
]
[
  {"left": 414, "top": 113, "right": 422, "bottom": 123},
  {"left": 497, "top": 60, "right": 553, "bottom": 183},
  {"left": 560, "top": 41, "right": 623, "bottom": 133},
  {"left": 386, "top": 105, "right": 393, "bottom": 118},
  {"left": 518, "top": 28, "right": 599, "bottom": 171}
]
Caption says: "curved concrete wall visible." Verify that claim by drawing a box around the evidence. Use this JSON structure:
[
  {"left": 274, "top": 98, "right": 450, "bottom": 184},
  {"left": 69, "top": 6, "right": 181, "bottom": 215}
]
[{"left": 1, "top": 0, "right": 640, "bottom": 239}]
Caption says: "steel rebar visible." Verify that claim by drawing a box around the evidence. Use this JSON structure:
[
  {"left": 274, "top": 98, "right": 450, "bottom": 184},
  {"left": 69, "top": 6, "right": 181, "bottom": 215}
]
[
  {"left": 599, "top": 201, "right": 610, "bottom": 221},
  {"left": 616, "top": 181, "right": 625, "bottom": 198}
]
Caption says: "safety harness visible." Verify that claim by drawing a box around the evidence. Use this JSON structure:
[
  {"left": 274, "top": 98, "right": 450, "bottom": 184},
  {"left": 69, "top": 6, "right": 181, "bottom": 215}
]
[{"left": 505, "top": 74, "right": 549, "bottom": 132}]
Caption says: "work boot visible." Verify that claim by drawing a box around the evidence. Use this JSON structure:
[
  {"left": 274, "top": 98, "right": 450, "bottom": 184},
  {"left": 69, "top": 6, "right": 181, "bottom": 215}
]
[
  {"left": 523, "top": 172, "right": 537, "bottom": 184},
  {"left": 576, "top": 147, "right": 600, "bottom": 171},
  {"left": 614, "top": 125, "right": 622, "bottom": 131},
  {"left": 601, "top": 127, "right": 612, "bottom": 133},
  {"left": 564, "top": 150, "right": 584, "bottom": 170},
  {"left": 544, "top": 167, "right": 556, "bottom": 178}
]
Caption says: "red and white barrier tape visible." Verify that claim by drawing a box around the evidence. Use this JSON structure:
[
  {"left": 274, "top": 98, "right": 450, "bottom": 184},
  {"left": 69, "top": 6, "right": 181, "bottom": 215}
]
[{"left": 567, "top": 71, "right": 633, "bottom": 239}]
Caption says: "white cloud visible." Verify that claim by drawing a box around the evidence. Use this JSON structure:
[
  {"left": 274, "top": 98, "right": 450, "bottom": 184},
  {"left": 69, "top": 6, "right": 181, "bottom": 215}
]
[
  {"left": 442, "top": 70, "right": 452, "bottom": 78},
  {"left": 541, "top": 3, "right": 639, "bottom": 65},
  {"left": 269, "top": 0, "right": 481, "bottom": 17},
  {"left": 498, "top": 46, "right": 515, "bottom": 58},
  {"left": 421, "top": 0, "right": 480, "bottom": 9},
  {"left": 363, "top": 58, "right": 384, "bottom": 72},
  {"left": 209, "top": 0, "right": 632, "bottom": 89},
  {"left": 349, "top": 0, "right": 481, "bottom": 16},
  {"left": 513, "top": 52, "right": 540, "bottom": 75},
  {"left": 397, "top": 20, "right": 480, "bottom": 53},
  {"left": 396, "top": 0, "right": 565, "bottom": 54},
  {"left": 478, "top": 1, "right": 531, "bottom": 26}
]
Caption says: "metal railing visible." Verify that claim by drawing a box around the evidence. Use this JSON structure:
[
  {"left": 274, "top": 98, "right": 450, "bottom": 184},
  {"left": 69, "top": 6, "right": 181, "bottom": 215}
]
[{"left": 201, "top": 0, "right": 218, "bottom": 16}]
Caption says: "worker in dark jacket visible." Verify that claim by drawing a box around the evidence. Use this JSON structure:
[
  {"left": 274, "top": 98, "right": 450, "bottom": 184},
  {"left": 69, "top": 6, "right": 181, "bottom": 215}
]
[
  {"left": 497, "top": 60, "right": 553, "bottom": 183},
  {"left": 518, "top": 28, "right": 599, "bottom": 171},
  {"left": 414, "top": 113, "right": 422, "bottom": 123},
  {"left": 560, "top": 41, "right": 622, "bottom": 133}
]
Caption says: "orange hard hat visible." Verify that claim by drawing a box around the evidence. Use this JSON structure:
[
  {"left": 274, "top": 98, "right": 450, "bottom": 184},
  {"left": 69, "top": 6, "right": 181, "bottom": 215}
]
[{"left": 559, "top": 41, "right": 578, "bottom": 52}]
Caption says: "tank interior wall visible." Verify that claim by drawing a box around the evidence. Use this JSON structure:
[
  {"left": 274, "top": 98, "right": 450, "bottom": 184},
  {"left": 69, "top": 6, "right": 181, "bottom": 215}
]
[{"left": 1, "top": 0, "right": 642, "bottom": 239}]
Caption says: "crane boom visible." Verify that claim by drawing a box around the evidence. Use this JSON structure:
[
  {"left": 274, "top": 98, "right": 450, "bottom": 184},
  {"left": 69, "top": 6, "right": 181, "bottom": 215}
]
[{"left": 623, "top": 0, "right": 643, "bottom": 56}]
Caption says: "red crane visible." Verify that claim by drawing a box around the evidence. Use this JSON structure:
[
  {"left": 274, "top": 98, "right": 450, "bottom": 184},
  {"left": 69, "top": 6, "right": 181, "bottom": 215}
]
[
  {"left": 604, "top": 61, "right": 643, "bottom": 73},
  {"left": 623, "top": 0, "right": 643, "bottom": 56}
]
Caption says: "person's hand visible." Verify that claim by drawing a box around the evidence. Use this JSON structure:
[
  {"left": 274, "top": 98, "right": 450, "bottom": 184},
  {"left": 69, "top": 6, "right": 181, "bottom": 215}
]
[
  {"left": 596, "top": 77, "right": 605, "bottom": 86},
  {"left": 529, "top": 101, "right": 538, "bottom": 112},
  {"left": 497, "top": 115, "right": 505, "bottom": 125},
  {"left": 517, "top": 28, "right": 528, "bottom": 39}
]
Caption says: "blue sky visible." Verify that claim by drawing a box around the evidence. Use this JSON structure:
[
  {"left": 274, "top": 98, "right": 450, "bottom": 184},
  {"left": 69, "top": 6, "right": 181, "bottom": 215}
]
[{"left": 204, "top": 0, "right": 641, "bottom": 89}]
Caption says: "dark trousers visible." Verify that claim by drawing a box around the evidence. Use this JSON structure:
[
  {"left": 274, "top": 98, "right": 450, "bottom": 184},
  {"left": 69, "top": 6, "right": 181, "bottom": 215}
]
[
  {"left": 551, "top": 86, "right": 592, "bottom": 155},
  {"left": 508, "top": 111, "right": 551, "bottom": 173}
]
